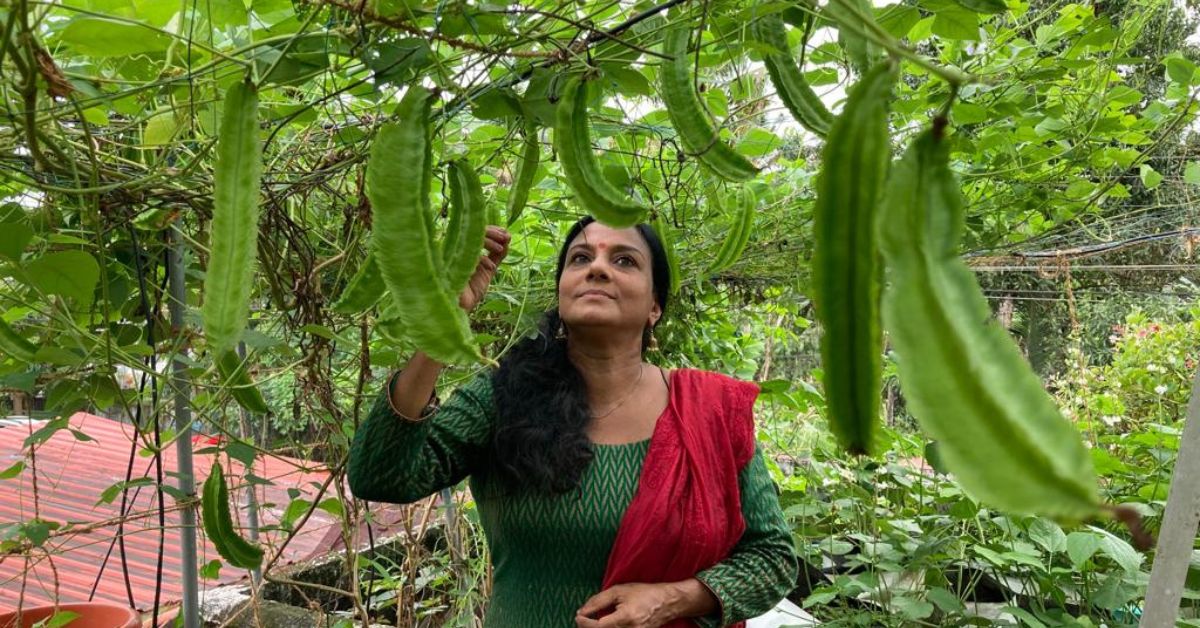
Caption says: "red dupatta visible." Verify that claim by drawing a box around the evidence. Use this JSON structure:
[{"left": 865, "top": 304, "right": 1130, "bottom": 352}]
[{"left": 600, "top": 368, "right": 760, "bottom": 628}]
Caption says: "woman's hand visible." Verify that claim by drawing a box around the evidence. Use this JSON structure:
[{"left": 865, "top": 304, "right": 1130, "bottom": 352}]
[
  {"left": 574, "top": 582, "right": 686, "bottom": 628},
  {"left": 458, "top": 226, "right": 510, "bottom": 312}
]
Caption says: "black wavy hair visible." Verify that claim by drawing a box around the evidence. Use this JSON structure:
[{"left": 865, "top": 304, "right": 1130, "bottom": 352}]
[{"left": 489, "top": 216, "right": 672, "bottom": 495}]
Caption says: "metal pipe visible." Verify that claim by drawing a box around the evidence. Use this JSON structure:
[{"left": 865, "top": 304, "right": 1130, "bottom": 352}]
[{"left": 168, "top": 226, "right": 201, "bottom": 628}]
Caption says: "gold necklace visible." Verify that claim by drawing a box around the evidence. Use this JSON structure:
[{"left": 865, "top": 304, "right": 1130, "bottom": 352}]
[{"left": 593, "top": 364, "right": 645, "bottom": 419}]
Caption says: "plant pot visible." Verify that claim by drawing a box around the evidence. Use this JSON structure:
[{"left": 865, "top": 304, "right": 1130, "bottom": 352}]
[{"left": 0, "top": 602, "right": 140, "bottom": 628}]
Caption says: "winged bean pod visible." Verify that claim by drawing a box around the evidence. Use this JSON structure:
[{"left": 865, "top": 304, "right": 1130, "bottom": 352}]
[
  {"left": 708, "top": 187, "right": 756, "bottom": 275},
  {"left": 506, "top": 118, "right": 540, "bottom": 226},
  {"left": 203, "top": 80, "right": 262, "bottom": 354},
  {"left": 442, "top": 160, "right": 489, "bottom": 296},
  {"left": 812, "top": 61, "right": 896, "bottom": 455},
  {"left": 553, "top": 76, "right": 648, "bottom": 228},
  {"left": 216, "top": 350, "right": 270, "bottom": 415},
  {"left": 751, "top": 13, "right": 833, "bottom": 137},
  {"left": 653, "top": 215, "right": 682, "bottom": 295},
  {"left": 331, "top": 253, "right": 385, "bottom": 314},
  {"left": 368, "top": 87, "right": 483, "bottom": 365},
  {"left": 202, "top": 462, "right": 264, "bottom": 570},
  {"left": 660, "top": 26, "right": 758, "bottom": 181},
  {"left": 877, "top": 126, "right": 1100, "bottom": 521}
]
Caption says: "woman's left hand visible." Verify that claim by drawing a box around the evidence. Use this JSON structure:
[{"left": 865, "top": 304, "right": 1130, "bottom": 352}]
[{"left": 575, "top": 583, "right": 679, "bottom": 628}]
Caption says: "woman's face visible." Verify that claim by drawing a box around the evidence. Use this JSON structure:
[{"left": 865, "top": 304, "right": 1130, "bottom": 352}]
[{"left": 558, "top": 222, "right": 661, "bottom": 336}]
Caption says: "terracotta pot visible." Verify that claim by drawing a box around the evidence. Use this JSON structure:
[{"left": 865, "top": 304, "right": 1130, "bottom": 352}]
[
  {"left": 143, "top": 606, "right": 179, "bottom": 627},
  {"left": 0, "top": 602, "right": 140, "bottom": 628}
]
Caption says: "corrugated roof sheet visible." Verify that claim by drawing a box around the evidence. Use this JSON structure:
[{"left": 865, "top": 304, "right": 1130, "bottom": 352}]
[{"left": 0, "top": 412, "right": 413, "bottom": 613}]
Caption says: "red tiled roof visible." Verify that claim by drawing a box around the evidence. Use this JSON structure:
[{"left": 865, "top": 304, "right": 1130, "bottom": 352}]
[{"left": 0, "top": 412, "right": 411, "bottom": 612}]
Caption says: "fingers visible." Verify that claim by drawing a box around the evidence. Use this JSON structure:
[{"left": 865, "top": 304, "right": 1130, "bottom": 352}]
[
  {"left": 483, "top": 226, "right": 511, "bottom": 263},
  {"left": 575, "top": 614, "right": 627, "bottom": 628},
  {"left": 577, "top": 589, "right": 615, "bottom": 617}
]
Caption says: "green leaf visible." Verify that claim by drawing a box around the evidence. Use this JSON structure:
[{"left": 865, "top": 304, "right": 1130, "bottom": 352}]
[
  {"left": 252, "top": 45, "right": 329, "bottom": 87},
  {"left": 32, "top": 345, "right": 85, "bottom": 367},
  {"left": 931, "top": 8, "right": 980, "bottom": 40},
  {"left": 877, "top": 5, "right": 922, "bottom": 38},
  {"left": 0, "top": 223, "right": 33, "bottom": 262},
  {"left": 468, "top": 89, "right": 522, "bottom": 120},
  {"left": 281, "top": 498, "right": 311, "bottom": 531},
  {"left": 925, "top": 587, "right": 965, "bottom": 613},
  {"left": 143, "top": 110, "right": 179, "bottom": 146},
  {"left": 1166, "top": 54, "right": 1199, "bottom": 85},
  {"left": 892, "top": 596, "right": 934, "bottom": 620},
  {"left": 1184, "top": 162, "right": 1200, "bottom": 186},
  {"left": 226, "top": 440, "right": 257, "bottom": 467},
  {"left": 200, "top": 559, "right": 222, "bottom": 580},
  {"left": 1065, "top": 180, "right": 1096, "bottom": 200},
  {"left": 954, "top": 0, "right": 1006, "bottom": 14},
  {"left": 802, "top": 588, "right": 839, "bottom": 608},
  {"left": 0, "top": 371, "right": 37, "bottom": 393},
  {"left": 1027, "top": 518, "right": 1067, "bottom": 553},
  {"left": 735, "top": 128, "right": 782, "bottom": 158},
  {"left": 96, "top": 477, "right": 155, "bottom": 506},
  {"left": 317, "top": 497, "right": 344, "bottom": 518},
  {"left": 1093, "top": 526, "right": 1143, "bottom": 573},
  {"left": 23, "top": 250, "right": 101, "bottom": 306},
  {"left": 1066, "top": 531, "right": 1101, "bottom": 569},
  {"left": 0, "top": 461, "right": 24, "bottom": 480},
  {"left": 24, "top": 417, "right": 68, "bottom": 447},
  {"left": 20, "top": 519, "right": 57, "bottom": 547},
  {"left": 56, "top": 17, "right": 172, "bottom": 57},
  {"left": 41, "top": 611, "right": 80, "bottom": 628},
  {"left": 363, "top": 38, "right": 431, "bottom": 87},
  {"left": 522, "top": 68, "right": 569, "bottom": 127},
  {"left": 1001, "top": 606, "right": 1047, "bottom": 628},
  {"left": 603, "top": 66, "right": 653, "bottom": 97},
  {"left": 951, "top": 102, "right": 989, "bottom": 124},
  {"left": 1140, "top": 164, "right": 1163, "bottom": 189}
]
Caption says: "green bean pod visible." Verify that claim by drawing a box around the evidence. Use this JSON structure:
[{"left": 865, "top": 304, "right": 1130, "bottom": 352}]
[
  {"left": 751, "top": 12, "right": 833, "bottom": 137},
  {"left": 653, "top": 215, "right": 682, "bottom": 295},
  {"left": 0, "top": 319, "right": 36, "bottom": 363},
  {"left": 708, "top": 187, "right": 756, "bottom": 275},
  {"left": 506, "top": 118, "right": 540, "bottom": 227},
  {"left": 203, "top": 80, "right": 263, "bottom": 354},
  {"left": 216, "top": 350, "right": 270, "bottom": 415},
  {"left": 660, "top": 26, "right": 759, "bottom": 182},
  {"left": 878, "top": 126, "right": 1099, "bottom": 521},
  {"left": 202, "top": 462, "right": 264, "bottom": 570},
  {"left": 368, "top": 86, "right": 483, "bottom": 365},
  {"left": 812, "top": 61, "right": 896, "bottom": 456},
  {"left": 331, "top": 253, "right": 385, "bottom": 314},
  {"left": 553, "top": 76, "right": 648, "bottom": 228},
  {"left": 442, "top": 160, "right": 489, "bottom": 296}
]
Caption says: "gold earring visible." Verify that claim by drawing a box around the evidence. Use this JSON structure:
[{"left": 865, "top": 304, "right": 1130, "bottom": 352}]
[
  {"left": 648, "top": 329, "right": 660, "bottom": 351},
  {"left": 555, "top": 321, "right": 567, "bottom": 340}
]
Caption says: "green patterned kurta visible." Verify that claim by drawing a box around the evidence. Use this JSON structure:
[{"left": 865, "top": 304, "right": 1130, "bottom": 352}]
[{"left": 348, "top": 372, "right": 797, "bottom": 627}]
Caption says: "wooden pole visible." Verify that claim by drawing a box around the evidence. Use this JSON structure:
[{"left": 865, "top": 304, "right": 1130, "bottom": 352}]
[{"left": 1140, "top": 364, "right": 1200, "bottom": 627}]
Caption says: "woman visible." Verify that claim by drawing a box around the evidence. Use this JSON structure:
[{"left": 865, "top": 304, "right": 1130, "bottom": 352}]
[{"left": 348, "top": 217, "right": 797, "bottom": 627}]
